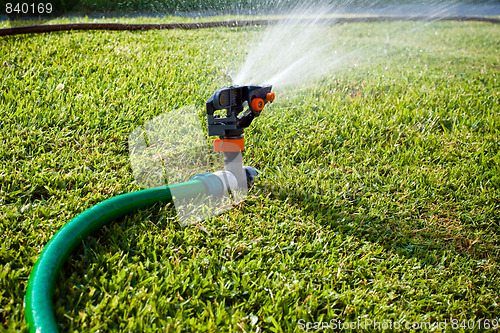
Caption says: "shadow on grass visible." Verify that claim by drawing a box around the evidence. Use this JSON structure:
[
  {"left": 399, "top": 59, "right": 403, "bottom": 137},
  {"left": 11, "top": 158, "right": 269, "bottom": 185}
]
[{"left": 258, "top": 182, "right": 500, "bottom": 264}]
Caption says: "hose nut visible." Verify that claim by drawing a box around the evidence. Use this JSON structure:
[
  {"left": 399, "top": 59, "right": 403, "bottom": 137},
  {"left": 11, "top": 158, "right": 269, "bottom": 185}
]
[{"left": 243, "top": 166, "right": 259, "bottom": 187}]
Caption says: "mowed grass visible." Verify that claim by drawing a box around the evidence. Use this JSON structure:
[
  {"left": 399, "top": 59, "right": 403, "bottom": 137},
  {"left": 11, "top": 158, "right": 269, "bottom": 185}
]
[{"left": 0, "top": 19, "right": 499, "bottom": 331}]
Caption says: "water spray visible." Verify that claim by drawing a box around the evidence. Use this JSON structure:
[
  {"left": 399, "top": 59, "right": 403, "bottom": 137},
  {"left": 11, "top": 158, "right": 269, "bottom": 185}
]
[{"left": 24, "top": 85, "right": 275, "bottom": 332}]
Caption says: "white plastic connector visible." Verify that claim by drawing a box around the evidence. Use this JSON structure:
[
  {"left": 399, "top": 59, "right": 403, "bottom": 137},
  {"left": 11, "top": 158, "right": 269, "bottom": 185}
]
[{"left": 213, "top": 171, "right": 239, "bottom": 194}]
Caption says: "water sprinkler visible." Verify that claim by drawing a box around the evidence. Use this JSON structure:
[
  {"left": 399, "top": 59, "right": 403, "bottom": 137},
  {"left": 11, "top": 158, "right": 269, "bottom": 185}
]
[
  {"left": 24, "top": 85, "right": 275, "bottom": 332},
  {"left": 207, "top": 85, "right": 274, "bottom": 189}
]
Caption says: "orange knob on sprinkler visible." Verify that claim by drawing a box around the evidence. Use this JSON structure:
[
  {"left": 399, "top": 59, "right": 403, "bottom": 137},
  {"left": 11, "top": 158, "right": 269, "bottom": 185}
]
[
  {"left": 266, "top": 92, "right": 275, "bottom": 103},
  {"left": 251, "top": 98, "right": 265, "bottom": 112}
]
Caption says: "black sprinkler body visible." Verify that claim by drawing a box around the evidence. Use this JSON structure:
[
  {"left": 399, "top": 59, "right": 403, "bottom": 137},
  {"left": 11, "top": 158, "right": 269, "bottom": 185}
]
[{"left": 206, "top": 85, "right": 274, "bottom": 138}]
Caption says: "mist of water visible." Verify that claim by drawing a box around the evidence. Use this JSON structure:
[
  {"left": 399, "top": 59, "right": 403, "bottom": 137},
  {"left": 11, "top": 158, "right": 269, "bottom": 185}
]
[
  {"left": 232, "top": 0, "right": 469, "bottom": 89},
  {"left": 232, "top": 6, "right": 343, "bottom": 88}
]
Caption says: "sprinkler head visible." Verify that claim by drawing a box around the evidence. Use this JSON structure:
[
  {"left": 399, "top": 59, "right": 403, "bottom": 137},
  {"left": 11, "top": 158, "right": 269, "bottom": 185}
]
[
  {"left": 206, "top": 85, "right": 274, "bottom": 190},
  {"left": 206, "top": 85, "right": 274, "bottom": 139}
]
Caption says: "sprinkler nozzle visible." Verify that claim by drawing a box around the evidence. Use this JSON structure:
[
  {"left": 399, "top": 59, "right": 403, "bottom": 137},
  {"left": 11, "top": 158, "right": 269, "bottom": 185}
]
[{"left": 266, "top": 92, "right": 275, "bottom": 103}]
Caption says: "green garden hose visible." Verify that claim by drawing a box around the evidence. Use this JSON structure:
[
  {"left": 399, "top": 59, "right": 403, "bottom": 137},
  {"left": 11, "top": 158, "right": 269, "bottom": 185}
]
[
  {"left": 1, "top": 17, "right": 498, "bottom": 37},
  {"left": 25, "top": 175, "right": 220, "bottom": 332}
]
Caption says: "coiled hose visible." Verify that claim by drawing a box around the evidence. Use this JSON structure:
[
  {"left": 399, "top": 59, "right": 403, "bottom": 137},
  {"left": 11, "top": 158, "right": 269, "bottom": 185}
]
[
  {"left": 1, "top": 16, "right": 499, "bottom": 37},
  {"left": 25, "top": 177, "right": 215, "bottom": 332}
]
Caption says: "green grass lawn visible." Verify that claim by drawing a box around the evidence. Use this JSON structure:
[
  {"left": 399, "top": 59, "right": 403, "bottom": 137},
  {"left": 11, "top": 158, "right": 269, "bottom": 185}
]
[{"left": 1, "top": 18, "right": 499, "bottom": 331}]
